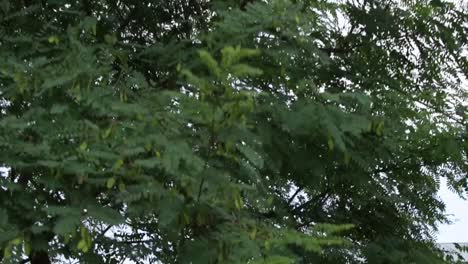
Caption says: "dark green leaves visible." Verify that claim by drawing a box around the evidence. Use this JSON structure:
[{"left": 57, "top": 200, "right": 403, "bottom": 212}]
[
  {"left": 87, "top": 206, "right": 124, "bottom": 226},
  {"left": 0, "top": 0, "right": 466, "bottom": 263}
]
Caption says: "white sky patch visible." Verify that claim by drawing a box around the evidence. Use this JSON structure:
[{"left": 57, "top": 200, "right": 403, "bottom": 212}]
[{"left": 437, "top": 178, "right": 468, "bottom": 243}]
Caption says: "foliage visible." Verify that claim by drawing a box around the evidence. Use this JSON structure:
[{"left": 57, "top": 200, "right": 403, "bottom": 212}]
[{"left": 0, "top": 0, "right": 467, "bottom": 263}]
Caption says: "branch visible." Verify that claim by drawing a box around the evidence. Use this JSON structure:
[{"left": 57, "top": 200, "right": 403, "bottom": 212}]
[
  {"left": 118, "top": 238, "right": 158, "bottom": 244},
  {"left": 391, "top": 86, "right": 464, "bottom": 126},
  {"left": 318, "top": 42, "right": 365, "bottom": 55},
  {"left": 287, "top": 187, "right": 302, "bottom": 205},
  {"left": 81, "top": 0, "right": 92, "bottom": 16},
  {"left": 19, "top": 258, "right": 30, "bottom": 264},
  {"left": 99, "top": 225, "right": 113, "bottom": 237},
  {"left": 373, "top": 155, "right": 412, "bottom": 174},
  {"left": 117, "top": 3, "right": 141, "bottom": 34},
  {"left": 197, "top": 105, "right": 216, "bottom": 202},
  {"left": 196, "top": 175, "right": 206, "bottom": 201},
  {"left": 292, "top": 188, "right": 330, "bottom": 213}
]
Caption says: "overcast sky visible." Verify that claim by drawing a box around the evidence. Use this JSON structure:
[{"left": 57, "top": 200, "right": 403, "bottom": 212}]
[{"left": 437, "top": 178, "right": 468, "bottom": 243}]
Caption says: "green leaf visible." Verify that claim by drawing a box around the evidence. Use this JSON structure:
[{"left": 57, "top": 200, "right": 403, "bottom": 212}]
[
  {"left": 0, "top": 230, "right": 18, "bottom": 245},
  {"left": 106, "top": 177, "right": 116, "bottom": 189},
  {"left": 158, "top": 195, "right": 184, "bottom": 228},
  {"left": 50, "top": 104, "right": 69, "bottom": 114},
  {"left": 134, "top": 158, "right": 160, "bottom": 169},
  {"left": 54, "top": 216, "right": 81, "bottom": 236},
  {"left": 48, "top": 36, "right": 60, "bottom": 44},
  {"left": 87, "top": 206, "right": 124, "bottom": 225},
  {"left": 231, "top": 63, "right": 263, "bottom": 77},
  {"left": 237, "top": 144, "right": 264, "bottom": 169},
  {"left": 0, "top": 208, "right": 8, "bottom": 227},
  {"left": 198, "top": 50, "right": 221, "bottom": 77}
]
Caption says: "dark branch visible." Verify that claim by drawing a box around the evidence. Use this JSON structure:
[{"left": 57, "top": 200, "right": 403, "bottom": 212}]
[{"left": 287, "top": 187, "right": 303, "bottom": 205}]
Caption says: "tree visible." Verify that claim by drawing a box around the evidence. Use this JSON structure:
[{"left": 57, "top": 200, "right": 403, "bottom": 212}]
[{"left": 0, "top": 0, "right": 466, "bottom": 263}]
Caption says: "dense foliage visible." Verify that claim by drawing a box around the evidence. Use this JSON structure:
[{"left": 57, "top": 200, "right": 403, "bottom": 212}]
[{"left": 0, "top": 0, "right": 467, "bottom": 263}]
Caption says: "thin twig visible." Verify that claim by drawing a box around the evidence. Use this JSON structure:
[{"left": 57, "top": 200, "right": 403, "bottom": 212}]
[
  {"left": 197, "top": 104, "right": 216, "bottom": 201},
  {"left": 100, "top": 225, "right": 113, "bottom": 237},
  {"left": 287, "top": 187, "right": 303, "bottom": 205}
]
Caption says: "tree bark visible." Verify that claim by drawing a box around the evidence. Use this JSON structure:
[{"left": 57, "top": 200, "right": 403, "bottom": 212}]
[{"left": 30, "top": 251, "right": 51, "bottom": 264}]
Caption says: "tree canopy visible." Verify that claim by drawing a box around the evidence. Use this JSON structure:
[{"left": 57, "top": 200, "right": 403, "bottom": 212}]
[{"left": 0, "top": 0, "right": 467, "bottom": 263}]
